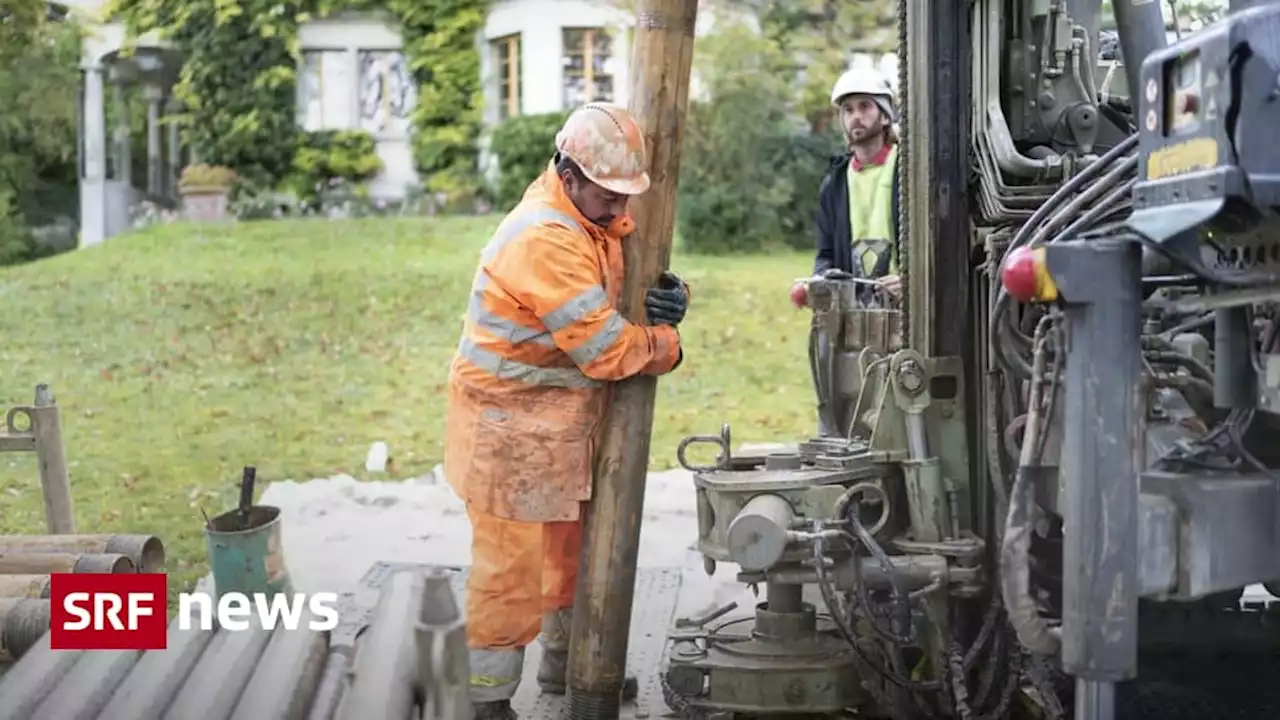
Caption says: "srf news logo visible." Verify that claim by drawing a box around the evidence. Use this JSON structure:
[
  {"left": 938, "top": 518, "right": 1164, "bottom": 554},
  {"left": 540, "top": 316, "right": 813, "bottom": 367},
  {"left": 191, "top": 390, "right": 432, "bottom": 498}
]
[
  {"left": 49, "top": 573, "right": 341, "bottom": 650},
  {"left": 50, "top": 573, "right": 168, "bottom": 650}
]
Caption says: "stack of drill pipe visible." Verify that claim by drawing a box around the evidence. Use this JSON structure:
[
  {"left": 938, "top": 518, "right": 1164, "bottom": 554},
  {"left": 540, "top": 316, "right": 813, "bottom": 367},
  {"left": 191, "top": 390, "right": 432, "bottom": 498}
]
[
  {"left": 29, "top": 649, "right": 141, "bottom": 720},
  {"left": 229, "top": 611, "right": 330, "bottom": 720},
  {"left": 0, "top": 574, "right": 52, "bottom": 599},
  {"left": 0, "top": 552, "right": 135, "bottom": 575},
  {"left": 96, "top": 608, "right": 218, "bottom": 720},
  {"left": 415, "top": 568, "right": 470, "bottom": 720},
  {"left": 332, "top": 569, "right": 421, "bottom": 720},
  {"left": 161, "top": 616, "right": 274, "bottom": 719},
  {"left": 306, "top": 646, "right": 355, "bottom": 720},
  {"left": 0, "top": 534, "right": 165, "bottom": 572},
  {"left": 0, "top": 597, "right": 51, "bottom": 662},
  {"left": 0, "top": 631, "right": 83, "bottom": 720}
]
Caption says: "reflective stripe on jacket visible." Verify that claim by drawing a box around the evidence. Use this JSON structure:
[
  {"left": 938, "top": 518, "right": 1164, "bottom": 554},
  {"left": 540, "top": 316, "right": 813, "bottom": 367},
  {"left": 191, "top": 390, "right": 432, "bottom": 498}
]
[{"left": 443, "top": 162, "right": 684, "bottom": 523}]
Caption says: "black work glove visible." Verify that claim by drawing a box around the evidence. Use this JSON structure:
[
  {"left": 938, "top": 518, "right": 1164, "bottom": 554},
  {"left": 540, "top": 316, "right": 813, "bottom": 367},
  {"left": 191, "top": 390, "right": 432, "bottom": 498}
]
[{"left": 645, "top": 271, "right": 688, "bottom": 326}]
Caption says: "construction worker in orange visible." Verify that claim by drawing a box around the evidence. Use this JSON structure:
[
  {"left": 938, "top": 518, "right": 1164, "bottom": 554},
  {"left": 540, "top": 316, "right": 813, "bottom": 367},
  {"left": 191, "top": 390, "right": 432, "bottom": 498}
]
[{"left": 443, "top": 102, "right": 690, "bottom": 720}]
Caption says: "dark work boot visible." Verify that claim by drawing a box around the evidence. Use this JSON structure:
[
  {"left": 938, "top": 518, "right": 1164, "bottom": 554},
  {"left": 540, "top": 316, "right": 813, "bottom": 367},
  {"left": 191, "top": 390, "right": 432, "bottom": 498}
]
[
  {"left": 536, "top": 609, "right": 572, "bottom": 694},
  {"left": 536, "top": 609, "right": 639, "bottom": 700},
  {"left": 473, "top": 700, "right": 518, "bottom": 720}
]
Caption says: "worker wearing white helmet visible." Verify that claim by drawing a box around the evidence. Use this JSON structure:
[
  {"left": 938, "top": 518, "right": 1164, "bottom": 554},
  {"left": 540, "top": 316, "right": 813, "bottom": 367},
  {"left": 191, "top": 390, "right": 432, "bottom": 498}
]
[
  {"left": 789, "top": 67, "right": 901, "bottom": 438},
  {"left": 790, "top": 67, "right": 902, "bottom": 311}
]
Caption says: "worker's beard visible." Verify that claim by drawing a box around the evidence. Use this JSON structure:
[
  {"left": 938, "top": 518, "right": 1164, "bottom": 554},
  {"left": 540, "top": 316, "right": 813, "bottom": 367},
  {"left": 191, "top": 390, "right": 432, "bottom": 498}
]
[{"left": 847, "top": 125, "right": 887, "bottom": 154}]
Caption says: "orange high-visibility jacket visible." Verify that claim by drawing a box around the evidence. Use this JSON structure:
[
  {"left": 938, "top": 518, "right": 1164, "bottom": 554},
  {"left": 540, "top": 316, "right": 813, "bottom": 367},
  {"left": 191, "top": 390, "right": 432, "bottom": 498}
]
[{"left": 443, "top": 163, "right": 685, "bottom": 523}]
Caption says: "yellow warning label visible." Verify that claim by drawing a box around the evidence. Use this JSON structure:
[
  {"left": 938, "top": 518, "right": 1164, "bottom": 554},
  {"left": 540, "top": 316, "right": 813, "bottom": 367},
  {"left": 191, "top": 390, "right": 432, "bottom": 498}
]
[{"left": 1146, "top": 137, "right": 1219, "bottom": 180}]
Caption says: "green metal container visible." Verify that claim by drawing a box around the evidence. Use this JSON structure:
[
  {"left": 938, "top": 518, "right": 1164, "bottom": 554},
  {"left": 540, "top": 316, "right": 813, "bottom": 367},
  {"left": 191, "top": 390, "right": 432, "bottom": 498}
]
[{"left": 204, "top": 505, "right": 293, "bottom": 601}]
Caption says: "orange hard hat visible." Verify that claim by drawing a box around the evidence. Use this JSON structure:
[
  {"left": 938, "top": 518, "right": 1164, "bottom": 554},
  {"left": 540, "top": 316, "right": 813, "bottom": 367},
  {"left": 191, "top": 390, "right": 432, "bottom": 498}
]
[{"left": 554, "top": 103, "right": 650, "bottom": 195}]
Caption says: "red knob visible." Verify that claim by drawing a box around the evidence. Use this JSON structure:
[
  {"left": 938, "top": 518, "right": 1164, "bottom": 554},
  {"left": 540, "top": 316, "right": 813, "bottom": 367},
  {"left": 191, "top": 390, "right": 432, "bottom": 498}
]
[
  {"left": 789, "top": 282, "right": 808, "bottom": 309},
  {"left": 1001, "top": 247, "right": 1042, "bottom": 303}
]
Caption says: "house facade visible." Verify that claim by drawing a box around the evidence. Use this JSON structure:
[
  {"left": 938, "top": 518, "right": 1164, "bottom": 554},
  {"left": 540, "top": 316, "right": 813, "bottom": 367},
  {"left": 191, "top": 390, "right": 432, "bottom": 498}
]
[{"left": 64, "top": 0, "right": 882, "bottom": 246}]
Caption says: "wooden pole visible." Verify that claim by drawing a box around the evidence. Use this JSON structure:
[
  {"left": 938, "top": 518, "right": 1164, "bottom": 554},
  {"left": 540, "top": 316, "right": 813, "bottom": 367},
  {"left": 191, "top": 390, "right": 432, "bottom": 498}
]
[
  {"left": 31, "top": 384, "right": 75, "bottom": 534},
  {"left": 565, "top": 1, "right": 699, "bottom": 718}
]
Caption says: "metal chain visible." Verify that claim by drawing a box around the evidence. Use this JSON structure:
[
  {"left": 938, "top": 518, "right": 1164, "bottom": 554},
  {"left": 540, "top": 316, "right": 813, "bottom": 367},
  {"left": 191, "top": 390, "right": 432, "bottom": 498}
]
[{"left": 896, "top": 0, "right": 911, "bottom": 345}]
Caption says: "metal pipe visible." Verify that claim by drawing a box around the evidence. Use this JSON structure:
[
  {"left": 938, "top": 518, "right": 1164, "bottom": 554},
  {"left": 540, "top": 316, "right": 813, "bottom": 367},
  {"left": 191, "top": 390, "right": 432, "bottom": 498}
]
[
  {"left": 306, "top": 649, "right": 354, "bottom": 720},
  {"left": 726, "top": 494, "right": 795, "bottom": 571},
  {"left": 0, "top": 534, "right": 165, "bottom": 572},
  {"left": 0, "top": 633, "right": 83, "bottom": 720},
  {"left": 759, "top": 554, "right": 958, "bottom": 590},
  {"left": 231, "top": 617, "right": 329, "bottom": 720},
  {"left": 1214, "top": 307, "right": 1256, "bottom": 408},
  {"left": 417, "top": 568, "right": 470, "bottom": 720},
  {"left": 904, "top": 413, "right": 929, "bottom": 459},
  {"left": 1110, "top": 0, "right": 1169, "bottom": 103},
  {"left": 566, "top": 2, "right": 700, "bottom": 717},
  {"left": 903, "top": 458, "right": 950, "bottom": 543},
  {"left": 0, "top": 552, "right": 134, "bottom": 574},
  {"left": 162, "top": 622, "right": 273, "bottom": 719},
  {"left": 1054, "top": 237, "right": 1144, "bottom": 715},
  {"left": 98, "top": 612, "right": 218, "bottom": 719},
  {"left": 1075, "top": 679, "right": 1117, "bottom": 720},
  {"left": 764, "top": 581, "right": 803, "bottom": 614},
  {"left": 334, "top": 569, "right": 420, "bottom": 720},
  {"left": 0, "top": 598, "right": 51, "bottom": 662},
  {"left": 31, "top": 649, "right": 141, "bottom": 720},
  {"left": 0, "top": 574, "right": 52, "bottom": 599}
]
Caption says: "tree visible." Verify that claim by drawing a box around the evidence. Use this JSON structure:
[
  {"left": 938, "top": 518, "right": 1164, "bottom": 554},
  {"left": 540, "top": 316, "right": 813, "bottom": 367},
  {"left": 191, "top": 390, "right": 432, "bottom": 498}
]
[
  {"left": 726, "top": 0, "right": 897, "bottom": 132},
  {"left": 0, "top": 0, "right": 83, "bottom": 263}
]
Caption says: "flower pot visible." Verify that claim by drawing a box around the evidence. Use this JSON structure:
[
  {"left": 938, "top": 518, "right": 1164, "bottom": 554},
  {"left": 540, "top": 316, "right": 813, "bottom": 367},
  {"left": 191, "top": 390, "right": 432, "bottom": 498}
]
[{"left": 180, "top": 185, "right": 231, "bottom": 222}]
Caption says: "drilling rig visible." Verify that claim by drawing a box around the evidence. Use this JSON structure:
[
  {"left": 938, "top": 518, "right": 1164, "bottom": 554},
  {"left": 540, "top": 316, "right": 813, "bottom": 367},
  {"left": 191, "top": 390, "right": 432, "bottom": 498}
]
[{"left": 658, "top": 1, "right": 1280, "bottom": 718}]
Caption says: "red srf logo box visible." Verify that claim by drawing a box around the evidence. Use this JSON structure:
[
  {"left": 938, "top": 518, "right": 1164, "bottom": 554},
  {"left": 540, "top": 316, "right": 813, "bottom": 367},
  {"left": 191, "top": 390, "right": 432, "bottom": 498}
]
[{"left": 49, "top": 573, "right": 168, "bottom": 650}]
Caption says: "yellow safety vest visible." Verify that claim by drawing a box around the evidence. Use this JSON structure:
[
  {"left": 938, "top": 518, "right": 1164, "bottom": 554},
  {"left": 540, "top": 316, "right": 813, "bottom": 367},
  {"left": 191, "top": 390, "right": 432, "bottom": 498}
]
[{"left": 848, "top": 145, "right": 899, "bottom": 277}]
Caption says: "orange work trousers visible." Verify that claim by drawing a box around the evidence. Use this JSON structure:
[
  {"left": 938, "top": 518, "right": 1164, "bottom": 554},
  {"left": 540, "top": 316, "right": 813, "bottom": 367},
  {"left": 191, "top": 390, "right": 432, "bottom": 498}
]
[{"left": 466, "top": 505, "right": 583, "bottom": 649}]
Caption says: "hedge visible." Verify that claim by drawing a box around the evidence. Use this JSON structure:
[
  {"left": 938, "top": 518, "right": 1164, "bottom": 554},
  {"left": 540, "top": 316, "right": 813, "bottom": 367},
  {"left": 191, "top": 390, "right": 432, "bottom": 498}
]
[{"left": 488, "top": 111, "right": 570, "bottom": 211}]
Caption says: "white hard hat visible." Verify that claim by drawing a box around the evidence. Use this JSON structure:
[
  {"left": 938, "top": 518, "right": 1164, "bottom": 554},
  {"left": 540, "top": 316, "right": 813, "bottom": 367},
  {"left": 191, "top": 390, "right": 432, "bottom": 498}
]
[
  {"left": 830, "top": 68, "right": 895, "bottom": 118},
  {"left": 555, "top": 103, "right": 650, "bottom": 195}
]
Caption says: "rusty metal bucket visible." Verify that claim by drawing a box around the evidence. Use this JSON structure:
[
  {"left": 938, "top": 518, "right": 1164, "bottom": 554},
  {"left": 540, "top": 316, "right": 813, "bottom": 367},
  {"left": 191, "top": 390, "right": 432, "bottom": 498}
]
[{"left": 204, "top": 504, "right": 293, "bottom": 601}]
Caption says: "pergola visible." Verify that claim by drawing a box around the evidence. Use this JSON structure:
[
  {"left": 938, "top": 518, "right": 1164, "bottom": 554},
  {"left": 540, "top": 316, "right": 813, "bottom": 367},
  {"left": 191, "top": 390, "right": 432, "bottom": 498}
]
[{"left": 79, "top": 21, "right": 184, "bottom": 246}]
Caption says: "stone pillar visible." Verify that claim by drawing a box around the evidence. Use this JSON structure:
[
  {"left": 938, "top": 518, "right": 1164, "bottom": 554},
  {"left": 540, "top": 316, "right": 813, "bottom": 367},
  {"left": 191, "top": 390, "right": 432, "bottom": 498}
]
[
  {"left": 166, "top": 97, "right": 182, "bottom": 198},
  {"left": 145, "top": 84, "right": 163, "bottom": 196},
  {"left": 112, "top": 82, "right": 131, "bottom": 185},
  {"left": 349, "top": 47, "right": 362, "bottom": 130},
  {"left": 79, "top": 63, "right": 107, "bottom": 247}
]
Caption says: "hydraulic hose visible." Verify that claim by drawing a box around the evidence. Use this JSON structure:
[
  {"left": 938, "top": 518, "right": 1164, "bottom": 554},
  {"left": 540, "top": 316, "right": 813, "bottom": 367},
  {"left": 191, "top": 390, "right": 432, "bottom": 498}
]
[
  {"left": 990, "top": 134, "right": 1141, "bottom": 380},
  {"left": 999, "top": 318, "right": 1062, "bottom": 657}
]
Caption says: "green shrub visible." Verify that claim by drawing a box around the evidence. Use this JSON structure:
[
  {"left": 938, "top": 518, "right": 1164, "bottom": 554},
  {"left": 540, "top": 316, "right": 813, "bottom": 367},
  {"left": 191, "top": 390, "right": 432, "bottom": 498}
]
[
  {"left": 0, "top": 3, "right": 82, "bottom": 265},
  {"left": 110, "top": 0, "right": 304, "bottom": 189},
  {"left": 764, "top": 128, "right": 844, "bottom": 250},
  {"left": 676, "top": 19, "right": 845, "bottom": 255},
  {"left": 111, "top": 0, "right": 490, "bottom": 207},
  {"left": 488, "top": 111, "right": 570, "bottom": 211},
  {"left": 179, "top": 163, "right": 238, "bottom": 191},
  {"left": 396, "top": 0, "right": 489, "bottom": 208},
  {"left": 283, "top": 130, "right": 384, "bottom": 208},
  {"left": 676, "top": 21, "right": 796, "bottom": 254}
]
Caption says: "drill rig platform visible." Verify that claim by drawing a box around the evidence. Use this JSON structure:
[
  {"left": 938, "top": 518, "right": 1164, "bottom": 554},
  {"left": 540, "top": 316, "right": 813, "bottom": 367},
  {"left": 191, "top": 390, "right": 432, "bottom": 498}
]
[{"left": 648, "top": 0, "right": 1280, "bottom": 718}]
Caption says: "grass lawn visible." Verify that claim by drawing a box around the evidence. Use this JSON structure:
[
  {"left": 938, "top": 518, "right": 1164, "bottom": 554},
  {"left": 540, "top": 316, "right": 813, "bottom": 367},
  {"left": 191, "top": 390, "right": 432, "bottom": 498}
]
[{"left": 0, "top": 215, "right": 819, "bottom": 596}]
